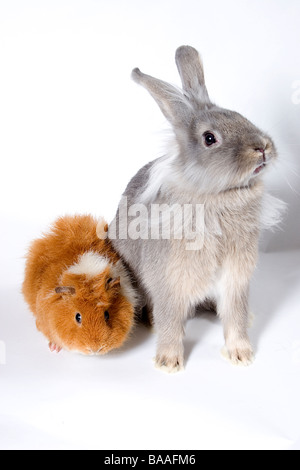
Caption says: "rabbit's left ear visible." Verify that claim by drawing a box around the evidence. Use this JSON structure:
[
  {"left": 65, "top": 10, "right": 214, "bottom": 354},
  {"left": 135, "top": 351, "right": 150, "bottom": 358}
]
[
  {"left": 175, "top": 45, "right": 211, "bottom": 105},
  {"left": 132, "top": 68, "right": 193, "bottom": 129}
]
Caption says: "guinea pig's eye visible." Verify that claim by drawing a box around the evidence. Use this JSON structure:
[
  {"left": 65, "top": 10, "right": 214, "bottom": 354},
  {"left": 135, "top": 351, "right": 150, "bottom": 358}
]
[
  {"left": 203, "top": 132, "right": 217, "bottom": 147},
  {"left": 104, "top": 311, "right": 110, "bottom": 322},
  {"left": 75, "top": 313, "right": 82, "bottom": 325}
]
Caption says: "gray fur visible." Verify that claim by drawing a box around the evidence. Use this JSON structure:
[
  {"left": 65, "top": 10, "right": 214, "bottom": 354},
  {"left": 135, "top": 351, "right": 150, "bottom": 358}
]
[
  {"left": 123, "top": 160, "right": 155, "bottom": 200},
  {"left": 110, "top": 45, "right": 280, "bottom": 372}
]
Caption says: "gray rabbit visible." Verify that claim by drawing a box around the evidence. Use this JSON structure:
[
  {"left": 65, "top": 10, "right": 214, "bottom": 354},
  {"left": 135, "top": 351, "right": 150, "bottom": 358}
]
[{"left": 110, "top": 45, "right": 281, "bottom": 373}]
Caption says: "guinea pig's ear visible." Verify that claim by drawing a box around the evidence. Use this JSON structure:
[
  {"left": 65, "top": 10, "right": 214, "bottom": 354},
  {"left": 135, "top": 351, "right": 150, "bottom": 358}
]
[
  {"left": 105, "top": 277, "right": 121, "bottom": 291},
  {"left": 55, "top": 286, "right": 76, "bottom": 295}
]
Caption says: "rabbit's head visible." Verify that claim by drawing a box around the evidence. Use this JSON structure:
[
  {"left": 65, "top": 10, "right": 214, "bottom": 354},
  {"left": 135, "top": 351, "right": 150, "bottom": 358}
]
[{"left": 132, "top": 46, "right": 277, "bottom": 194}]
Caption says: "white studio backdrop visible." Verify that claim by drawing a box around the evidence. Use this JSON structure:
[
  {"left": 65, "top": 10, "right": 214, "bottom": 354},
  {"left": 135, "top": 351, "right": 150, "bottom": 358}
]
[
  {"left": 0, "top": 0, "right": 299, "bottom": 273},
  {"left": 0, "top": 0, "right": 300, "bottom": 451}
]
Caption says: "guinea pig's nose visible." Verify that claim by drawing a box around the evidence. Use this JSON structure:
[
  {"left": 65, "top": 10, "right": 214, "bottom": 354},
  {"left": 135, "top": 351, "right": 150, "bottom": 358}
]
[{"left": 89, "top": 346, "right": 103, "bottom": 354}]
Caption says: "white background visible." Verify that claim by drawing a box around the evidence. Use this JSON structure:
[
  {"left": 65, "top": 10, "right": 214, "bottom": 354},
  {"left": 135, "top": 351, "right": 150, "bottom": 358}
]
[{"left": 0, "top": 0, "right": 300, "bottom": 450}]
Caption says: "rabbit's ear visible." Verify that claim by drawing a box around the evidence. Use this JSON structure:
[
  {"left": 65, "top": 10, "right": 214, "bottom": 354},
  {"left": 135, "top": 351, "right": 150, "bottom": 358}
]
[
  {"left": 175, "top": 45, "right": 211, "bottom": 105},
  {"left": 132, "top": 68, "right": 193, "bottom": 128}
]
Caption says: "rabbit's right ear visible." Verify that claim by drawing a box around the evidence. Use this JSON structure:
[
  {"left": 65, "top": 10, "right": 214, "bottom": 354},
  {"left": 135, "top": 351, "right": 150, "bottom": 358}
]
[
  {"left": 175, "top": 45, "right": 211, "bottom": 105},
  {"left": 132, "top": 68, "right": 193, "bottom": 129}
]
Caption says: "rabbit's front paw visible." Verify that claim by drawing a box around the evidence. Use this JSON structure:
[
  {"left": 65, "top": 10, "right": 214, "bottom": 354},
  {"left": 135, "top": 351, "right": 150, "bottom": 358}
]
[
  {"left": 155, "top": 354, "right": 184, "bottom": 374},
  {"left": 221, "top": 344, "right": 254, "bottom": 367}
]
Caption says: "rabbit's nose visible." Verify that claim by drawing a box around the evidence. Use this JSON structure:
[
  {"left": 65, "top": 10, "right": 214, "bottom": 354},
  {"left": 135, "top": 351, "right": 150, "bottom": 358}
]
[{"left": 255, "top": 148, "right": 266, "bottom": 162}]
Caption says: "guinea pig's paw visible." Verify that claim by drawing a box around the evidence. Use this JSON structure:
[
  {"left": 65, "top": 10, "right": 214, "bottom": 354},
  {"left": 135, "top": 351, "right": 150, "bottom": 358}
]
[
  {"left": 154, "top": 354, "right": 184, "bottom": 374},
  {"left": 49, "top": 342, "right": 62, "bottom": 353},
  {"left": 221, "top": 345, "right": 254, "bottom": 367}
]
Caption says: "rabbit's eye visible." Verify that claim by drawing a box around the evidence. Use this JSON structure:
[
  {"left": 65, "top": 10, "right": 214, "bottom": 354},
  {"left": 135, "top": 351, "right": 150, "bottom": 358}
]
[
  {"left": 104, "top": 311, "right": 110, "bottom": 322},
  {"left": 75, "top": 313, "right": 82, "bottom": 324},
  {"left": 204, "top": 132, "right": 217, "bottom": 147}
]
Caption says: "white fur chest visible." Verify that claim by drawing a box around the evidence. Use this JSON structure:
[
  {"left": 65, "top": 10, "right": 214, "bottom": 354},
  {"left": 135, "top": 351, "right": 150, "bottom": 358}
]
[{"left": 163, "top": 187, "right": 265, "bottom": 307}]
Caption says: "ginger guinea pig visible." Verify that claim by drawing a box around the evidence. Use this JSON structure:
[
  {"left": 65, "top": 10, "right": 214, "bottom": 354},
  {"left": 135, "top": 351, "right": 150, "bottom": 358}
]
[{"left": 23, "top": 215, "right": 137, "bottom": 355}]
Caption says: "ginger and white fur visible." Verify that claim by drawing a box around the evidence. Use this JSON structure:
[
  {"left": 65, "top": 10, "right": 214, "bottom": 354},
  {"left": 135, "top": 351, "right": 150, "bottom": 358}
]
[{"left": 23, "top": 215, "right": 137, "bottom": 355}]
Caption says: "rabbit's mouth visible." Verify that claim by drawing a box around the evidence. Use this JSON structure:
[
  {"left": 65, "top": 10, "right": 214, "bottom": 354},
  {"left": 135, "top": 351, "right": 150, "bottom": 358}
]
[{"left": 253, "top": 163, "right": 266, "bottom": 175}]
